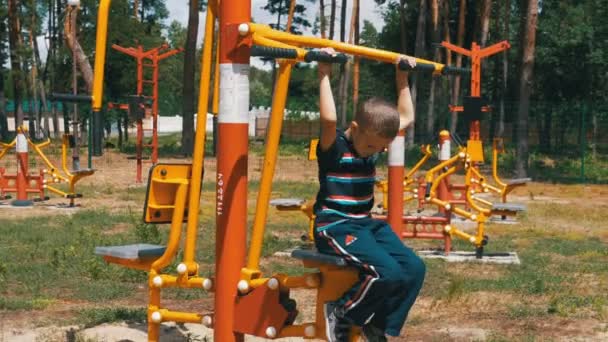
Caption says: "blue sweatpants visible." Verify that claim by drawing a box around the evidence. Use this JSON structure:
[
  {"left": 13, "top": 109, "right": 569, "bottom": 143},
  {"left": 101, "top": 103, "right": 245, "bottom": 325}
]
[{"left": 314, "top": 217, "right": 426, "bottom": 337}]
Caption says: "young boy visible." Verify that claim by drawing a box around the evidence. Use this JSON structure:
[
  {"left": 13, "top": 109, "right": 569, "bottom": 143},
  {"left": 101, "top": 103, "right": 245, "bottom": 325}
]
[{"left": 313, "top": 48, "right": 426, "bottom": 342}]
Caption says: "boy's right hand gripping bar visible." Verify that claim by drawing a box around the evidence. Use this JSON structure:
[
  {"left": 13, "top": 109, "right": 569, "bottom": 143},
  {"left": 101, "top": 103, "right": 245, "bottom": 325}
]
[
  {"left": 304, "top": 50, "right": 348, "bottom": 64},
  {"left": 398, "top": 60, "right": 470, "bottom": 76}
]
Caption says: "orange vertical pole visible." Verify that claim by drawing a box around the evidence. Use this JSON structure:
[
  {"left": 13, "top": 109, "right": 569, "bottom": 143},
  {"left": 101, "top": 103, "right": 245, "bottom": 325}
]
[
  {"left": 387, "top": 130, "right": 405, "bottom": 235},
  {"left": 152, "top": 58, "right": 159, "bottom": 164},
  {"left": 137, "top": 46, "right": 143, "bottom": 95},
  {"left": 13, "top": 129, "right": 33, "bottom": 207},
  {"left": 216, "top": 0, "right": 250, "bottom": 341},
  {"left": 470, "top": 42, "right": 481, "bottom": 141},
  {"left": 136, "top": 46, "right": 144, "bottom": 183}
]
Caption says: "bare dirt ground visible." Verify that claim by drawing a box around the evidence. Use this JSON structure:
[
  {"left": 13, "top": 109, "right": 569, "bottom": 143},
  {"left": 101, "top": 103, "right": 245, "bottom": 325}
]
[{"left": 1, "top": 151, "right": 607, "bottom": 341}]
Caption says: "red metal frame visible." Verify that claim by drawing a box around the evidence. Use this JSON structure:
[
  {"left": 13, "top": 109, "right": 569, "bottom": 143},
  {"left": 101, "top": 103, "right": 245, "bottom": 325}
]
[
  {"left": 0, "top": 167, "right": 46, "bottom": 202},
  {"left": 111, "top": 44, "right": 183, "bottom": 182},
  {"left": 442, "top": 40, "right": 510, "bottom": 141}
]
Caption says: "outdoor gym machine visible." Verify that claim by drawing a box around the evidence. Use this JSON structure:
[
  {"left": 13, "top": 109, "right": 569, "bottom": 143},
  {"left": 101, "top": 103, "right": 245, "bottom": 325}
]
[
  {"left": 0, "top": 126, "right": 94, "bottom": 207},
  {"left": 92, "top": 0, "right": 467, "bottom": 340},
  {"left": 109, "top": 43, "right": 183, "bottom": 183}
]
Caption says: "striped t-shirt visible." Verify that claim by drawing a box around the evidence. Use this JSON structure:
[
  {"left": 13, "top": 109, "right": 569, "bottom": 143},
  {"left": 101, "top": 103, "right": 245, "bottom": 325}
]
[{"left": 313, "top": 129, "right": 377, "bottom": 227}]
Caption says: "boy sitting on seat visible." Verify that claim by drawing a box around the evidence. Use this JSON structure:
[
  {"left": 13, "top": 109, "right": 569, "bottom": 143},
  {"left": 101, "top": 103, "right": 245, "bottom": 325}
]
[{"left": 313, "top": 48, "right": 426, "bottom": 342}]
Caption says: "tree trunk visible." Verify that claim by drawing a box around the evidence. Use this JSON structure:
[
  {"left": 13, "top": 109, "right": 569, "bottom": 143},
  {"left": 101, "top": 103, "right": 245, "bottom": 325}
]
[
  {"left": 117, "top": 111, "right": 123, "bottom": 148},
  {"left": 62, "top": 102, "right": 70, "bottom": 134},
  {"left": 64, "top": 6, "right": 93, "bottom": 92},
  {"left": 52, "top": 105, "right": 59, "bottom": 137},
  {"left": 286, "top": 0, "right": 296, "bottom": 31},
  {"left": 0, "top": 8, "right": 8, "bottom": 140},
  {"left": 496, "top": 0, "right": 510, "bottom": 138},
  {"left": 329, "top": 0, "right": 336, "bottom": 40},
  {"left": 442, "top": 0, "right": 451, "bottom": 64},
  {"left": 320, "top": 0, "right": 327, "bottom": 38},
  {"left": 181, "top": 0, "right": 199, "bottom": 156},
  {"left": 134, "top": 0, "right": 139, "bottom": 18},
  {"left": 480, "top": 0, "right": 491, "bottom": 46},
  {"left": 450, "top": 0, "right": 466, "bottom": 134},
  {"left": 8, "top": 0, "right": 25, "bottom": 128},
  {"left": 29, "top": 37, "right": 41, "bottom": 138},
  {"left": 32, "top": 26, "right": 50, "bottom": 137},
  {"left": 28, "top": 0, "right": 44, "bottom": 138},
  {"left": 515, "top": 0, "right": 538, "bottom": 178},
  {"left": 69, "top": 6, "right": 80, "bottom": 166},
  {"left": 48, "top": 0, "right": 60, "bottom": 138},
  {"left": 0, "top": 69, "right": 7, "bottom": 140},
  {"left": 123, "top": 113, "right": 129, "bottom": 142},
  {"left": 410, "top": 0, "right": 427, "bottom": 146},
  {"left": 399, "top": 0, "right": 407, "bottom": 53},
  {"left": 426, "top": 0, "right": 441, "bottom": 138},
  {"left": 17, "top": 23, "right": 35, "bottom": 135}
]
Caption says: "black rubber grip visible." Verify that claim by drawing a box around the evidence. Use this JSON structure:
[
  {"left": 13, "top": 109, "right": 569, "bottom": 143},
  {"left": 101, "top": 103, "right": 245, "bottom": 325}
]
[
  {"left": 442, "top": 65, "right": 471, "bottom": 75},
  {"left": 425, "top": 183, "right": 432, "bottom": 200},
  {"left": 51, "top": 93, "right": 92, "bottom": 103},
  {"left": 304, "top": 50, "right": 348, "bottom": 64},
  {"left": 398, "top": 60, "right": 436, "bottom": 72},
  {"left": 251, "top": 45, "right": 298, "bottom": 59}
]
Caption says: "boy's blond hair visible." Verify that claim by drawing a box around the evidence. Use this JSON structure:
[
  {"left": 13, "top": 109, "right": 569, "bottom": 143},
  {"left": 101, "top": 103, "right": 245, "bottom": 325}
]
[{"left": 354, "top": 97, "right": 400, "bottom": 139}]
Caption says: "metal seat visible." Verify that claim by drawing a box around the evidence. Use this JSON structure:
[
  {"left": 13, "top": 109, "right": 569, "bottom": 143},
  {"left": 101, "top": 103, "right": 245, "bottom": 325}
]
[{"left": 95, "top": 243, "right": 166, "bottom": 260}]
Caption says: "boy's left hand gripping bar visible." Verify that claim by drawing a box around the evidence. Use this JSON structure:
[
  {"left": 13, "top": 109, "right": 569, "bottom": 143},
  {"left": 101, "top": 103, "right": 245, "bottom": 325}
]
[
  {"left": 304, "top": 50, "right": 348, "bottom": 64},
  {"left": 51, "top": 93, "right": 93, "bottom": 103}
]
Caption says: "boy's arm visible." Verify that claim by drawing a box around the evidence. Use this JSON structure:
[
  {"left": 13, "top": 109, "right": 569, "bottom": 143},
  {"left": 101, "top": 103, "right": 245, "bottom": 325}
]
[
  {"left": 318, "top": 49, "right": 338, "bottom": 151},
  {"left": 396, "top": 56, "right": 416, "bottom": 131}
]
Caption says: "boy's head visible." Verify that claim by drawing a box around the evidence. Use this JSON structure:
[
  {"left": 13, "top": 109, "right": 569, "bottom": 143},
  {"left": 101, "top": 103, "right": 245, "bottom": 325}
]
[{"left": 349, "top": 97, "right": 400, "bottom": 158}]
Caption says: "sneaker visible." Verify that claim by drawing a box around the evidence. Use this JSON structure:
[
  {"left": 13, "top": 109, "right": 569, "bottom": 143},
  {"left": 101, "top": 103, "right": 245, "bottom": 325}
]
[
  {"left": 324, "top": 301, "right": 351, "bottom": 342},
  {"left": 362, "top": 324, "right": 387, "bottom": 342}
]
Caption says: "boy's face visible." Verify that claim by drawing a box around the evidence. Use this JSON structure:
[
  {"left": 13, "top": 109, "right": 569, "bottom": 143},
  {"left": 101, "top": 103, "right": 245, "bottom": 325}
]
[{"left": 351, "top": 124, "right": 394, "bottom": 158}]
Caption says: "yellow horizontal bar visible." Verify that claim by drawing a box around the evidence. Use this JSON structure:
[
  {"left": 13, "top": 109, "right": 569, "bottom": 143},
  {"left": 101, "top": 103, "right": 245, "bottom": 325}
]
[
  {"left": 157, "top": 309, "right": 203, "bottom": 324},
  {"left": 249, "top": 23, "right": 446, "bottom": 70}
]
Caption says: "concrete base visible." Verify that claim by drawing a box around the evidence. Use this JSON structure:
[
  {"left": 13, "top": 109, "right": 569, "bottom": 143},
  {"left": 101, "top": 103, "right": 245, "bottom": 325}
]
[
  {"left": 11, "top": 199, "right": 34, "bottom": 207},
  {"left": 418, "top": 250, "right": 521, "bottom": 264},
  {"left": 0, "top": 202, "right": 34, "bottom": 209}
]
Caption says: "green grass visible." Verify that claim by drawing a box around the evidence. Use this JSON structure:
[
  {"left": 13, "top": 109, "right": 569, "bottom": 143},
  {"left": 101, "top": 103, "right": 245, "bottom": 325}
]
[
  {"left": 0, "top": 174, "right": 606, "bottom": 341},
  {"left": 77, "top": 307, "right": 147, "bottom": 327}
]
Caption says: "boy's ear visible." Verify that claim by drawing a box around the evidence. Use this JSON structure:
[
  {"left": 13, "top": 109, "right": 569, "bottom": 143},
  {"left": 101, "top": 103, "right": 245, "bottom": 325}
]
[{"left": 350, "top": 121, "right": 359, "bottom": 133}]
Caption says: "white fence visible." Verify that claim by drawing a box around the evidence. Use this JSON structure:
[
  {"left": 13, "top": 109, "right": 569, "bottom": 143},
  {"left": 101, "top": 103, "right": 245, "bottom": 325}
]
[{"left": 5, "top": 107, "right": 320, "bottom": 138}]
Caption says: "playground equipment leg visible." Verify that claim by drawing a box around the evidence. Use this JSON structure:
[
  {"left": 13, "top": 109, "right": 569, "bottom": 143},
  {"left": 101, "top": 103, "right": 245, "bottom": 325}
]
[
  {"left": 387, "top": 130, "right": 405, "bottom": 235},
  {"left": 13, "top": 131, "right": 33, "bottom": 207},
  {"left": 216, "top": 1, "right": 250, "bottom": 341}
]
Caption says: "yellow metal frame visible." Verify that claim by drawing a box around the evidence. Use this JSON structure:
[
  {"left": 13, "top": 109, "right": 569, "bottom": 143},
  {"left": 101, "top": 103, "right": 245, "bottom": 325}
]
[
  {"left": 0, "top": 129, "right": 94, "bottom": 206},
  {"left": 376, "top": 144, "right": 432, "bottom": 212},
  {"left": 0, "top": 139, "right": 16, "bottom": 160},
  {"left": 91, "top": 1, "right": 217, "bottom": 340},
  {"left": 491, "top": 138, "right": 528, "bottom": 202}
]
